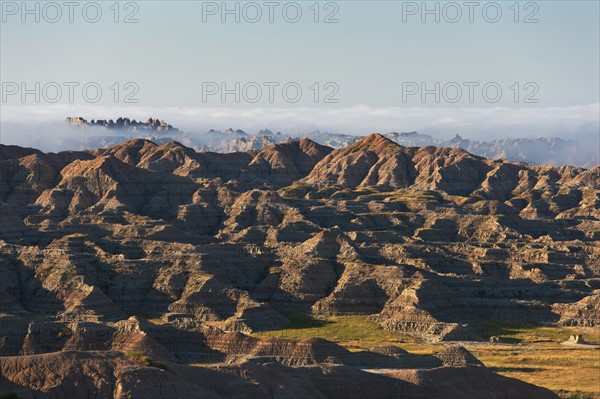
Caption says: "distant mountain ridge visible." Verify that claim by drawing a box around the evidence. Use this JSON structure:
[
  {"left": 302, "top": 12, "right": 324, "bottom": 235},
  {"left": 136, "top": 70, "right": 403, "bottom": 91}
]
[
  {"left": 66, "top": 116, "right": 180, "bottom": 133},
  {"left": 65, "top": 117, "right": 594, "bottom": 167}
]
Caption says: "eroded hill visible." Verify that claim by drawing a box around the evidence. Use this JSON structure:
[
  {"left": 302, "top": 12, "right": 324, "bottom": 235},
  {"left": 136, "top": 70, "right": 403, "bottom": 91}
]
[{"left": 1, "top": 134, "right": 598, "bottom": 398}]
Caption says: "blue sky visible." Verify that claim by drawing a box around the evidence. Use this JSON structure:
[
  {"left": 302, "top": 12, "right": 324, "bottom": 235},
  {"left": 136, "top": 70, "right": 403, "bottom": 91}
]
[{"left": 1, "top": 1, "right": 599, "bottom": 139}]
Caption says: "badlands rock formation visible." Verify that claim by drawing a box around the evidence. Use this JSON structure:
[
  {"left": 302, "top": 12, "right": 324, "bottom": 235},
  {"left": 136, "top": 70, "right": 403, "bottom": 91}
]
[
  {"left": 2, "top": 133, "right": 597, "bottom": 398},
  {"left": 64, "top": 117, "right": 595, "bottom": 167},
  {"left": 66, "top": 117, "right": 180, "bottom": 133}
]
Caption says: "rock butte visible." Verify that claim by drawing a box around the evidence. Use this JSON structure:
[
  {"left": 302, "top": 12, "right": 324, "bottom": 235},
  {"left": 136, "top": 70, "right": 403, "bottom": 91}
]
[{"left": 2, "top": 133, "right": 598, "bottom": 398}]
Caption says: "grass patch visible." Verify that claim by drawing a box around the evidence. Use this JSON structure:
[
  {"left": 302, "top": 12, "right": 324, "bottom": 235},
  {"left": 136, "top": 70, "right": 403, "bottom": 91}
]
[
  {"left": 556, "top": 390, "right": 599, "bottom": 399},
  {"left": 467, "top": 320, "right": 600, "bottom": 399},
  {"left": 254, "top": 313, "right": 415, "bottom": 348},
  {"left": 127, "top": 351, "right": 170, "bottom": 371},
  {"left": 282, "top": 311, "right": 330, "bottom": 329},
  {"left": 472, "top": 346, "right": 600, "bottom": 393},
  {"left": 255, "top": 315, "right": 600, "bottom": 397},
  {"left": 279, "top": 184, "right": 310, "bottom": 199},
  {"left": 129, "top": 311, "right": 159, "bottom": 320},
  {"left": 473, "top": 318, "right": 600, "bottom": 344},
  {"left": 56, "top": 327, "right": 73, "bottom": 339}
]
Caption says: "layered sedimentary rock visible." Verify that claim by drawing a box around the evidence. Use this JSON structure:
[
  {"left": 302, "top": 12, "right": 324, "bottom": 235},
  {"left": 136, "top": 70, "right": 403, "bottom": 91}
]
[
  {"left": 1, "top": 133, "right": 597, "bottom": 398},
  {"left": 0, "top": 348, "right": 559, "bottom": 399}
]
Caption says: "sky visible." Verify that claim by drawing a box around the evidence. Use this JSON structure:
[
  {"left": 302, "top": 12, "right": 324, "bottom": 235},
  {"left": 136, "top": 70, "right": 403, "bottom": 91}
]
[{"left": 1, "top": 0, "right": 599, "bottom": 143}]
